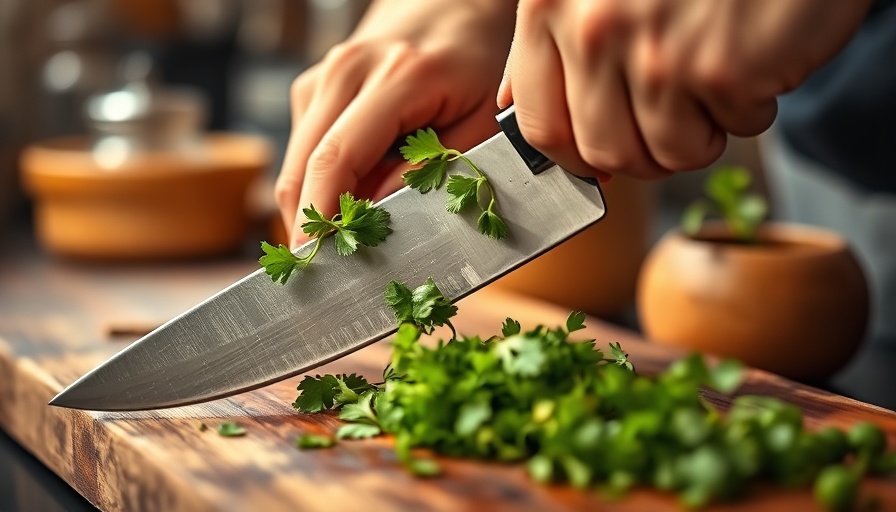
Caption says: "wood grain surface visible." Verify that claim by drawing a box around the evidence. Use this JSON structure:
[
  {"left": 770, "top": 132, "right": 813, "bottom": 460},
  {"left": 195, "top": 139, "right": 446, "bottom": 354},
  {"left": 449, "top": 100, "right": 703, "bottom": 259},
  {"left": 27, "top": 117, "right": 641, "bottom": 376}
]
[{"left": 1, "top": 242, "right": 895, "bottom": 512}]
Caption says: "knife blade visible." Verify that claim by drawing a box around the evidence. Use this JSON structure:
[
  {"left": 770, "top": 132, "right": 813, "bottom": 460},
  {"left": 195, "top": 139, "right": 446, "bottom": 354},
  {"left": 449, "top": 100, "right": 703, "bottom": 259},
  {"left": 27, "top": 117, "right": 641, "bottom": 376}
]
[{"left": 49, "top": 106, "right": 606, "bottom": 411}]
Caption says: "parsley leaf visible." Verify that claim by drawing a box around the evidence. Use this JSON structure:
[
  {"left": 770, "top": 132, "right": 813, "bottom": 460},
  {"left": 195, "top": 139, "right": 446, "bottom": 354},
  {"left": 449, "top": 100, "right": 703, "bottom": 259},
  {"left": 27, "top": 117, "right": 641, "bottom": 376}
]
[
  {"left": 399, "top": 128, "right": 449, "bottom": 164},
  {"left": 502, "top": 317, "right": 521, "bottom": 337},
  {"left": 402, "top": 159, "right": 448, "bottom": 193},
  {"left": 260, "top": 192, "right": 391, "bottom": 284},
  {"left": 217, "top": 422, "right": 246, "bottom": 437},
  {"left": 477, "top": 210, "right": 508, "bottom": 240},
  {"left": 566, "top": 311, "right": 586, "bottom": 332},
  {"left": 495, "top": 335, "right": 547, "bottom": 377},
  {"left": 293, "top": 373, "right": 372, "bottom": 413},
  {"left": 259, "top": 242, "right": 308, "bottom": 285},
  {"left": 445, "top": 175, "right": 481, "bottom": 213},
  {"left": 296, "top": 434, "right": 335, "bottom": 449},
  {"left": 337, "top": 423, "right": 382, "bottom": 440},
  {"left": 385, "top": 278, "right": 458, "bottom": 337},
  {"left": 400, "top": 127, "right": 507, "bottom": 239},
  {"left": 609, "top": 341, "right": 634, "bottom": 371},
  {"left": 293, "top": 375, "right": 340, "bottom": 413}
]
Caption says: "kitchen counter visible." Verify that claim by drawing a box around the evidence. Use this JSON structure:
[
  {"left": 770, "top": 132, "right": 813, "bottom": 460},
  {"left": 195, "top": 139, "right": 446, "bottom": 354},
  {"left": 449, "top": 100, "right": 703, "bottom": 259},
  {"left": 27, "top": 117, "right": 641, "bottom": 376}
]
[{"left": 1, "top": 224, "right": 895, "bottom": 512}]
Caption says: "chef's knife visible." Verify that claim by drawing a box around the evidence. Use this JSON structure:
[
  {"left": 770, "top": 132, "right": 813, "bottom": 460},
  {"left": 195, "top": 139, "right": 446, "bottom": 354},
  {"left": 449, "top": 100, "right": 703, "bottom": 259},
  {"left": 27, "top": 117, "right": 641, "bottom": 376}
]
[{"left": 50, "top": 106, "right": 606, "bottom": 411}]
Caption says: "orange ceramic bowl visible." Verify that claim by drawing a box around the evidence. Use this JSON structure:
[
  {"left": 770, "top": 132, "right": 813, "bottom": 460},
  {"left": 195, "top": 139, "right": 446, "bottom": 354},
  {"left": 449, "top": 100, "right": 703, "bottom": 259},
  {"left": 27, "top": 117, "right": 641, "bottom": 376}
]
[
  {"left": 637, "top": 222, "right": 869, "bottom": 381},
  {"left": 20, "top": 133, "right": 271, "bottom": 260}
]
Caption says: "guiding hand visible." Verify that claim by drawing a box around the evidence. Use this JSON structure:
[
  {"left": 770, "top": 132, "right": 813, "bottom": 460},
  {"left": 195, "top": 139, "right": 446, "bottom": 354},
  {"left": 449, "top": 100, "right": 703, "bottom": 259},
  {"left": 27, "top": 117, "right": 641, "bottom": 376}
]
[
  {"left": 275, "top": 0, "right": 515, "bottom": 249},
  {"left": 498, "top": 0, "right": 873, "bottom": 181}
]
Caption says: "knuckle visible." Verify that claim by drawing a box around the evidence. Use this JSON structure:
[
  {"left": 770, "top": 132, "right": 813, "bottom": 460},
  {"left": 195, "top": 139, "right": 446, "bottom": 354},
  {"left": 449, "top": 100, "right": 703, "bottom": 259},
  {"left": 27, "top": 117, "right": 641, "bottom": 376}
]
[
  {"left": 322, "top": 41, "right": 365, "bottom": 67},
  {"left": 306, "top": 136, "right": 344, "bottom": 177},
  {"left": 578, "top": 145, "right": 636, "bottom": 174},
  {"left": 578, "top": 3, "right": 627, "bottom": 52},
  {"left": 654, "top": 143, "right": 724, "bottom": 173},
  {"left": 274, "top": 177, "right": 300, "bottom": 209},
  {"left": 520, "top": 0, "right": 561, "bottom": 15},
  {"left": 635, "top": 44, "right": 668, "bottom": 93},
  {"left": 693, "top": 52, "right": 744, "bottom": 98},
  {"left": 289, "top": 71, "right": 315, "bottom": 100},
  {"left": 516, "top": 114, "right": 572, "bottom": 152}
]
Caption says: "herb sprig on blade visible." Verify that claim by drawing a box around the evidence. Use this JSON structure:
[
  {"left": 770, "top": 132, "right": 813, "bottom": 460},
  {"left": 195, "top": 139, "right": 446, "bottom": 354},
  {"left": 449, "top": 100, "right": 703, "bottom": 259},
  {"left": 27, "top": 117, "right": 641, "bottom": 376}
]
[
  {"left": 260, "top": 192, "right": 392, "bottom": 284},
  {"left": 400, "top": 128, "right": 508, "bottom": 239}
]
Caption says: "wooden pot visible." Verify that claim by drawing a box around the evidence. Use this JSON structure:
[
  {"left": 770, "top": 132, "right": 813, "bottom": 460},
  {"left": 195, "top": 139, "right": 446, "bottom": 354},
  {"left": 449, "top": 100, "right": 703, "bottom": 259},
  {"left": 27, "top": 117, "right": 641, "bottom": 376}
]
[
  {"left": 636, "top": 222, "right": 869, "bottom": 381},
  {"left": 491, "top": 176, "right": 654, "bottom": 319},
  {"left": 21, "top": 133, "right": 270, "bottom": 260}
]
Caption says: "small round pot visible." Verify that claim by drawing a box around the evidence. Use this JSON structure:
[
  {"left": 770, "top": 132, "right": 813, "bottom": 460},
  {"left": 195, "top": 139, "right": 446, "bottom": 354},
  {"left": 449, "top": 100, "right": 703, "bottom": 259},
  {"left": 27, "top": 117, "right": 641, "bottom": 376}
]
[
  {"left": 21, "top": 133, "right": 270, "bottom": 260},
  {"left": 636, "top": 222, "right": 869, "bottom": 381}
]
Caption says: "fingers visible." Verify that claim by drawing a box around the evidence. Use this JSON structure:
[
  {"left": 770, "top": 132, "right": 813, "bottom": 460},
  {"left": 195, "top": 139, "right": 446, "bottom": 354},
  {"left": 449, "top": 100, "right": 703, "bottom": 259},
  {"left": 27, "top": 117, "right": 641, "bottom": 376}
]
[
  {"left": 626, "top": 36, "right": 727, "bottom": 172},
  {"left": 275, "top": 48, "right": 369, "bottom": 243},
  {"left": 555, "top": 5, "right": 672, "bottom": 181},
  {"left": 507, "top": 3, "right": 612, "bottom": 182},
  {"left": 289, "top": 54, "right": 449, "bottom": 248}
]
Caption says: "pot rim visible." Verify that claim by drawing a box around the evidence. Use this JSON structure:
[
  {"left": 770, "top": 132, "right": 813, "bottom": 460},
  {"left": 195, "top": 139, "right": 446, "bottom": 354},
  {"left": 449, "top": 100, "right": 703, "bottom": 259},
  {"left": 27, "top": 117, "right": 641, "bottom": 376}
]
[{"left": 668, "top": 221, "right": 850, "bottom": 257}]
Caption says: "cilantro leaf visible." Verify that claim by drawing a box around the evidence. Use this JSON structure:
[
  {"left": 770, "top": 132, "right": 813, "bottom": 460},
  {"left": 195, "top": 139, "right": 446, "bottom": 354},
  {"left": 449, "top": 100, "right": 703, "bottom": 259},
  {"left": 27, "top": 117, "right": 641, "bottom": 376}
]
[
  {"left": 337, "top": 423, "right": 382, "bottom": 440},
  {"left": 296, "top": 434, "right": 335, "bottom": 449},
  {"left": 385, "top": 280, "right": 415, "bottom": 324},
  {"left": 710, "top": 359, "right": 745, "bottom": 394},
  {"left": 294, "top": 374, "right": 373, "bottom": 412},
  {"left": 502, "top": 317, "right": 521, "bottom": 337},
  {"left": 494, "top": 335, "right": 546, "bottom": 377},
  {"left": 261, "top": 192, "right": 392, "bottom": 284},
  {"left": 339, "top": 391, "right": 380, "bottom": 426},
  {"left": 411, "top": 278, "right": 458, "bottom": 334},
  {"left": 566, "top": 311, "right": 586, "bottom": 332},
  {"left": 293, "top": 374, "right": 340, "bottom": 412},
  {"left": 334, "top": 229, "right": 359, "bottom": 256},
  {"left": 301, "top": 205, "right": 334, "bottom": 238},
  {"left": 403, "top": 159, "right": 448, "bottom": 193},
  {"left": 386, "top": 278, "right": 457, "bottom": 335},
  {"left": 455, "top": 399, "right": 492, "bottom": 436},
  {"left": 217, "top": 422, "right": 246, "bottom": 437},
  {"left": 407, "top": 458, "right": 441, "bottom": 477},
  {"left": 342, "top": 200, "right": 392, "bottom": 247},
  {"left": 477, "top": 210, "right": 508, "bottom": 239},
  {"left": 445, "top": 175, "right": 481, "bottom": 213},
  {"left": 334, "top": 374, "right": 373, "bottom": 405},
  {"left": 609, "top": 341, "right": 634, "bottom": 371},
  {"left": 259, "top": 242, "right": 308, "bottom": 285},
  {"left": 399, "top": 128, "right": 449, "bottom": 164}
]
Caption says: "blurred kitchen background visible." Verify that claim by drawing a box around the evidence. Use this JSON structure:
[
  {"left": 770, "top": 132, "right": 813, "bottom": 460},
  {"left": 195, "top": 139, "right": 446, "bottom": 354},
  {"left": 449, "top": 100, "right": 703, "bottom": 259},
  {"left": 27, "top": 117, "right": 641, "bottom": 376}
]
[{"left": 0, "top": 0, "right": 766, "bottom": 268}]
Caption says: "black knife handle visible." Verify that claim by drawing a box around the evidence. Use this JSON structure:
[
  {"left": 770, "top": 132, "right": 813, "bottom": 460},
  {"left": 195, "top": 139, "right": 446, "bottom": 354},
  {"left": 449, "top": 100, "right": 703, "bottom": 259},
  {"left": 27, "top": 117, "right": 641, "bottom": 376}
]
[
  {"left": 497, "top": 106, "right": 600, "bottom": 189},
  {"left": 496, "top": 105, "right": 553, "bottom": 175}
]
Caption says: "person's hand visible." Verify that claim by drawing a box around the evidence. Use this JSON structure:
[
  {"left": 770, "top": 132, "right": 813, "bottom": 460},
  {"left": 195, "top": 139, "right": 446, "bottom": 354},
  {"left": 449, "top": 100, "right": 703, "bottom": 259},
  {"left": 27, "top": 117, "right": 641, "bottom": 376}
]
[
  {"left": 498, "top": 0, "right": 874, "bottom": 181},
  {"left": 276, "top": 0, "right": 516, "bottom": 249}
]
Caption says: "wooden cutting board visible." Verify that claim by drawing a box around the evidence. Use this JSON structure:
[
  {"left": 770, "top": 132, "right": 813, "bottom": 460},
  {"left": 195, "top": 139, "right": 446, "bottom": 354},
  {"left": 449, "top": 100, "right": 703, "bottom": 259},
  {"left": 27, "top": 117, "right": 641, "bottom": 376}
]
[{"left": 1, "top": 243, "right": 895, "bottom": 512}]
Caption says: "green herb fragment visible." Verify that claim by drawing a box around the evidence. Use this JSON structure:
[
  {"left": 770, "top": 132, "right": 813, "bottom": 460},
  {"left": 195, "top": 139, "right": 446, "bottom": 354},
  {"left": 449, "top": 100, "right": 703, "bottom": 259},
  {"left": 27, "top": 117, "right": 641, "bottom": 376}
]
[
  {"left": 400, "top": 128, "right": 508, "bottom": 239},
  {"left": 814, "top": 465, "right": 859, "bottom": 512},
  {"left": 217, "top": 422, "right": 246, "bottom": 437},
  {"left": 288, "top": 278, "right": 892, "bottom": 512},
  {"left": 681, "top": 166, "right": 768, "bottom": 242},
  {"left": 501, "top": 317, "right": 521, "bottom": 337},
  {"left": 292, "top": 373, "right": 372, "bottom": 413},
  {"left": 385, "top": 278, "right": 458, "bottom": 336},
  {"left": 259, "top": 192, "right": 392, "bottom": 284},
  {"left": 197, "top": 421, "right": 208, "bottom": 432},
  {"left": 296, "top": 434, "right": 336, "bottom": 449}
]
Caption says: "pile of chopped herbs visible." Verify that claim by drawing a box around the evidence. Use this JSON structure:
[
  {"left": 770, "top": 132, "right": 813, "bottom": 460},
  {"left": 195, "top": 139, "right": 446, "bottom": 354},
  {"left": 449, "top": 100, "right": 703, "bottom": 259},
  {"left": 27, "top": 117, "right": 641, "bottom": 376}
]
[{"left": 293, "top": 279, "right": 895, "bottom": 510}]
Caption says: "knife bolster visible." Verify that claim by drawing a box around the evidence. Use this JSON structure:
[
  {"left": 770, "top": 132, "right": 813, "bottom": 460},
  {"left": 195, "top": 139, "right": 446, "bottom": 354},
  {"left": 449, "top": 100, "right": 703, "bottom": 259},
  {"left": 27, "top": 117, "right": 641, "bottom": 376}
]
[{"left": 496, "top": 106, "right": 553, "bottom": 175}]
